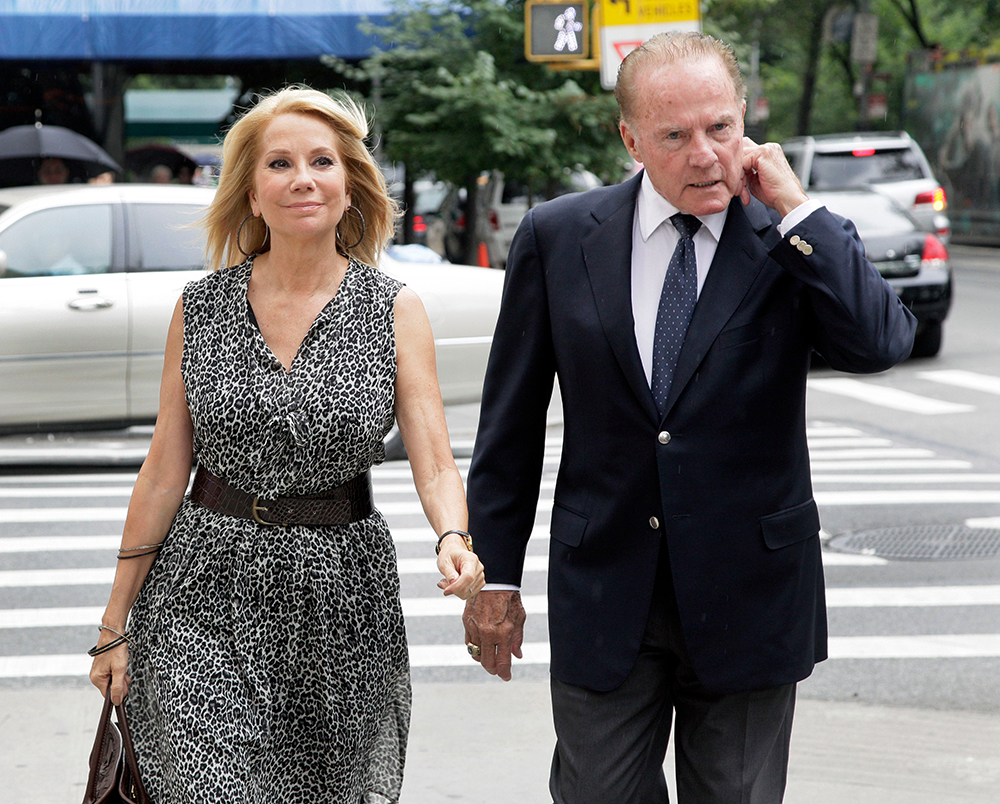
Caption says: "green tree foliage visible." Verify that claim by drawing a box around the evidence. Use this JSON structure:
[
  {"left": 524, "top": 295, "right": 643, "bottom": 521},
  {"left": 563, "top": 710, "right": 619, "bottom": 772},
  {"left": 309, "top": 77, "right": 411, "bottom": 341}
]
[
  {"left": 705, "top": 0, "right": 1000, "bottom": 140},
  {"left": 328, "top": 0, "right": 625, "bottom": 260}
]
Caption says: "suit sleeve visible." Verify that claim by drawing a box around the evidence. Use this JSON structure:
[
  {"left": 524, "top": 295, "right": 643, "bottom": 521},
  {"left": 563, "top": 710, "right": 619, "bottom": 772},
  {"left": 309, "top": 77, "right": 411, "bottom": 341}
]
[
  {"left": 466, "top": 210, "right": 556, "bottom": 585},
  {"left": 774, "top": 206, "right": 917, "bottom": 372}
]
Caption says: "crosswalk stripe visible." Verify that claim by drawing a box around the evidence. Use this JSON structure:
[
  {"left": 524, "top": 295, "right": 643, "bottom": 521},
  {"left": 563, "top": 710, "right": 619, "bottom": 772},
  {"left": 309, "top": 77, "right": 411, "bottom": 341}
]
[
  {"left": 0, "top": 536, "right": 119, "bottom": 553},
  {"left": 7, "top": 633, "right": 1000, "bottom": 678},
  {"left": 0, "top": 508, "right": 127, "bottom": 523},
  {"left": 0, "top": 473, "right": 138, "bottom": 485},
  {"left": 807, "top": 438, "right": 893, "bottom": 449},
  {"left": 6, "top": 586, "right": 998, "bottom": 629},
  {"left": 809, "top": 459, "right": 972, "bottom": 471},
  {"left": 0, "top": 487, "right": 134, "bottom": 498},
  {"left": 805, "top": 448, "right": 936, "bottom": 460},
  {"left": 0, "top": 555, "right": 552, "bottom": 587},
  {"left": 815, "top": 489, "right": 1000, "bottom": 505},
  {"left": 827, "top": 634, "right": 1000, "bottom": 659},
  {"left": 918, "top": 369, "right": 1000, "bottom": 396},
  {"left": 812, "top": 473, "right": 1000, "bottom": 484},
  {"left": 821, "top": 551, "right": 887, "bottom": 566},
  {"left": 825, "top": 585, "right": 1000, "bottom": 607},
  {"left": 808, "top": 377, "right": 976, "bottom": 414}
]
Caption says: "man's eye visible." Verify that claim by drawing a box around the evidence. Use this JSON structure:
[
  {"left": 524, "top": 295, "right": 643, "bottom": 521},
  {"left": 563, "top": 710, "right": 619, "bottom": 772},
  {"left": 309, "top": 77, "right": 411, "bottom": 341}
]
[{"left": 666, "top": 132, "right": 681, "bottom": 140}]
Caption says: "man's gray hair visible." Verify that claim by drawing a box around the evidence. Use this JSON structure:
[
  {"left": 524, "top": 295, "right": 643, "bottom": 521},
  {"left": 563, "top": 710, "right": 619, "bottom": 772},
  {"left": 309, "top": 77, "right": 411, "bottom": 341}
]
[{"left": 615, "top": 32, "right": 746, "bottom": 126}]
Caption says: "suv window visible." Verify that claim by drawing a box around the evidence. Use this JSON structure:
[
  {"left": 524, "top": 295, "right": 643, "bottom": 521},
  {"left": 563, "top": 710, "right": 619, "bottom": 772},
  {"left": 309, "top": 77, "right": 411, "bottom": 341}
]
[
  {"left": 130, "top": 203, "right": 207, "bottom": 272},
  {"left": 809, "top": 148, "right": 925, "bottom": 189},
  {"left": 0, "top": 205, "right": 112, "bottom": 278}
]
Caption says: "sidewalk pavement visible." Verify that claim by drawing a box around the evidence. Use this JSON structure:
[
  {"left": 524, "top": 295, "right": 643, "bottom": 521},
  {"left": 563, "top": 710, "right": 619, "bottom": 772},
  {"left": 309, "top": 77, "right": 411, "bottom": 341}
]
[{"left": 2, "top": 681, "right": 998, "bottom": 803}]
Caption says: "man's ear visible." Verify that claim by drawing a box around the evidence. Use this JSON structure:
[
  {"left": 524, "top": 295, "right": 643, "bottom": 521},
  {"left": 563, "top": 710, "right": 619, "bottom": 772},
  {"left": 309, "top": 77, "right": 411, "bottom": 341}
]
[{"left": 619, "top": 120, "right": 641, "bottom": 163}]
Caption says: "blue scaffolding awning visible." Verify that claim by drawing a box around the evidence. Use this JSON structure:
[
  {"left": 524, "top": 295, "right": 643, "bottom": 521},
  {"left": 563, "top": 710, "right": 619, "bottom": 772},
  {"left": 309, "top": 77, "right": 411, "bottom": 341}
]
[{"left": 0, "top": 0, "right": 393, "bottom": 61}]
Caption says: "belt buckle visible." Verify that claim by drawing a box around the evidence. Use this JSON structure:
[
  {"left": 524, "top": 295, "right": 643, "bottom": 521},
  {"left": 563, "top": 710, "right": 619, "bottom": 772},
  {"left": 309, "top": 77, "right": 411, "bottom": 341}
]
[{"left": 251, "top": 497, "right": 286, "bottom": 527}]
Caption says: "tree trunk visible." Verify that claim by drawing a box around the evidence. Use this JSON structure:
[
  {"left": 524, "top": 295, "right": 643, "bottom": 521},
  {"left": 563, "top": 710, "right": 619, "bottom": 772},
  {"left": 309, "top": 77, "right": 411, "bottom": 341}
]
[
  {"left": 461, "top": 174, "right": 481, "bottom": 266},
  {"left": 401, "top": 170, "right": 415, "bottom": 244},
  {"left": 796, "top": 4, "right": 829, "bottom": 135}
]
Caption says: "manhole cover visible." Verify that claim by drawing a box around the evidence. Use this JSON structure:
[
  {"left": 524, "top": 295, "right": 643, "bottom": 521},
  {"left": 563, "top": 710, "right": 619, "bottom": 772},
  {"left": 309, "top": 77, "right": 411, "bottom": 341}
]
[{"left": 828, "top": 526, "right": 1000, "bottom": 560}]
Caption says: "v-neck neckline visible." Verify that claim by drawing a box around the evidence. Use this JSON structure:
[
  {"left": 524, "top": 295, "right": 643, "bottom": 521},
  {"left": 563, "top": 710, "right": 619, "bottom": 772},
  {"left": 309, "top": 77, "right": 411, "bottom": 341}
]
[{"left": 242, "top": 254, "right": 353, "bottom": 375}]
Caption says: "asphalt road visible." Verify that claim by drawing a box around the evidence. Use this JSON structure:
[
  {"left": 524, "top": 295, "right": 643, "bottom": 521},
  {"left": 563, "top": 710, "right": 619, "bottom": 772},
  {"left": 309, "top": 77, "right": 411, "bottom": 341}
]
[{"left": 1, "top": 246, "right": 998, "bottom": 720}]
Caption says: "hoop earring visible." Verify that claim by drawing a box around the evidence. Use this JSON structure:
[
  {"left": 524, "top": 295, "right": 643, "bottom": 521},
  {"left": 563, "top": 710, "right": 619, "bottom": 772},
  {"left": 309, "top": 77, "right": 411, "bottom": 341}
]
[
  {"left": 236, "top": 213, "right": 269, "bottom": 257},
  {"left": 336, "top": 205, "right": 366, "bottom": 251}
]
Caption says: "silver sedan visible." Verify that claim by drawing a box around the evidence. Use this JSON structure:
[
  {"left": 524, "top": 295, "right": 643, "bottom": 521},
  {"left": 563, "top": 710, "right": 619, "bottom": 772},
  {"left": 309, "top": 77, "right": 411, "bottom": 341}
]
[{"left": 0, "top": 184, "right": 503, "bottom": 434}]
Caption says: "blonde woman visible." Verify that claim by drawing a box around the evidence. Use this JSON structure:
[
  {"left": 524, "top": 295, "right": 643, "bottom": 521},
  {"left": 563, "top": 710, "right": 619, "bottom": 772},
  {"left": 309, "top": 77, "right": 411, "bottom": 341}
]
[{"left": 89, "top": 86, "right": 483, "bottom": 803}]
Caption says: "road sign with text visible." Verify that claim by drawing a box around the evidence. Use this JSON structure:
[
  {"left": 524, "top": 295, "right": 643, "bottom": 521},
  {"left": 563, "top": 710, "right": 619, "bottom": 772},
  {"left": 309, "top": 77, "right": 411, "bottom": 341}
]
[{"left": 599, "top": 0, "right": 701, "bottom": 89}]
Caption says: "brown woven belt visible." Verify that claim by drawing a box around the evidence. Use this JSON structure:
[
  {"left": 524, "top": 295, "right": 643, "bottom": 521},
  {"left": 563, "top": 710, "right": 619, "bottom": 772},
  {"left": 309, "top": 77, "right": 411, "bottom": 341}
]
[{"left": 190, "top": 465, "right": 374, "bottom": 527}]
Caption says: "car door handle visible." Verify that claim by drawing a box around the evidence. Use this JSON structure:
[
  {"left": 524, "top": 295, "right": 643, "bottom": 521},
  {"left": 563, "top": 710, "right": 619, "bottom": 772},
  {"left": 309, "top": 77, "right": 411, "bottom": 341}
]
[{"left": 68, "top": 295, "right": 115, "bottom": 311}]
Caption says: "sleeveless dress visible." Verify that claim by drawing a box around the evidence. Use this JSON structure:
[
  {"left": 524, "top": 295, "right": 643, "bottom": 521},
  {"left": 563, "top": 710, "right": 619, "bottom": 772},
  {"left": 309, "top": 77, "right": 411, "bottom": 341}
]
[{"left": 124, "top": 255, "right": 410, "bottom": 804}]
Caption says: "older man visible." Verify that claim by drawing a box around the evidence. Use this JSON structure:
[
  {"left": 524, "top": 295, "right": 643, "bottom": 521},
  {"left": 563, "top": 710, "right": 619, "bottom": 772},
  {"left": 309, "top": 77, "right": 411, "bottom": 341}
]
[{"left": 463, "top": 32, "right": 915, "bottom": 803}]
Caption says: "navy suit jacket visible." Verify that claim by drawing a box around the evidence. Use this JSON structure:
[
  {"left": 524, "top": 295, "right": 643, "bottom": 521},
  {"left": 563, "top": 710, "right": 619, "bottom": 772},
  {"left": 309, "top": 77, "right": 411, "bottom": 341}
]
[{"left": 467, "top": 173, "right": 916, "bottom": 694}]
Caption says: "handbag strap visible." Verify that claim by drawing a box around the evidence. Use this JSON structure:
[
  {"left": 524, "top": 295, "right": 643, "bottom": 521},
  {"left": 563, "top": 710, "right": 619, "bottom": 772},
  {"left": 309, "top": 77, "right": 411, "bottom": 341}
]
[
  {"left": 84, "top": 688, "right": 119, "bottom": 803},
  {"left": 113, "top": 692, "right": 152, "bottom": 804}
]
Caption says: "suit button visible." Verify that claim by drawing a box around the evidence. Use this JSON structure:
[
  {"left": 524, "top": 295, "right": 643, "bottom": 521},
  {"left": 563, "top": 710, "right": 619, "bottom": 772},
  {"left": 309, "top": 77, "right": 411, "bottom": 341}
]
[
  {"left": 657, "top": 431, "right": 671, "bottom": 444},
  {"left": 649, "top": 517, "right": 660, "bottom": 529},
  {"left": 789, "top": 234, "right": 801, "bottom": 246}
]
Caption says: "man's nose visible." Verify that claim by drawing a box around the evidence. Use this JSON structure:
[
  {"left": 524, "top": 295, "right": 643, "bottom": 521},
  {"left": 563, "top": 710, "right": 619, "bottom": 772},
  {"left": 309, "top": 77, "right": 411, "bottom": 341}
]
[{"left": 688, "top": 132, "right": 718, "bottom": 167}]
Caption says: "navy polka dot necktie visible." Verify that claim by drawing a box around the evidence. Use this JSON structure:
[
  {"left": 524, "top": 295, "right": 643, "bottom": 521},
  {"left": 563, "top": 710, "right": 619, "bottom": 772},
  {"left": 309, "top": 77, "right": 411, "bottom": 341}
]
[{"left": 650, "top": 213, "right": 701, "bottom": 416}]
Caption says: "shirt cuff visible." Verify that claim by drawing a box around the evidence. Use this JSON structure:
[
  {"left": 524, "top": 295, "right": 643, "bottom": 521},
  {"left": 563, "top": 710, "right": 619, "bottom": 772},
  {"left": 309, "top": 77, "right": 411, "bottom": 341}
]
[
  {"left": 482, "top": 583, "right": 521, "bottom": 592},
  {"left": 778, "top": 199, "right": 824, "bottom": 236}
]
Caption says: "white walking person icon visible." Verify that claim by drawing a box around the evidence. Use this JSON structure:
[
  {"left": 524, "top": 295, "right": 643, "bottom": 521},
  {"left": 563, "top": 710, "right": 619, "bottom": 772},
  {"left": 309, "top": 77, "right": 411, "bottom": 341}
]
[{"left": 553, "top": 7, "right": 583, "bottom": 52}]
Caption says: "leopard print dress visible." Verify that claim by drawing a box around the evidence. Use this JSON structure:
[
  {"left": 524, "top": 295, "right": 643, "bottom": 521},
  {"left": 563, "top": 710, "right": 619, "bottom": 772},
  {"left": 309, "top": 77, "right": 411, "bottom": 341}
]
[{"left": 124, "top": 255, "right": 410, "bottom": 804}]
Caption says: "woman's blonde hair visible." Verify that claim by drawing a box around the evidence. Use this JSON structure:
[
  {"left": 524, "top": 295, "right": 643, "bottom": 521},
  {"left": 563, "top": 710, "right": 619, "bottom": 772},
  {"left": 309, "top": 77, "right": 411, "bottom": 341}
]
[{"left": 203, "top": 86, "right": 397, "bottom": 270}]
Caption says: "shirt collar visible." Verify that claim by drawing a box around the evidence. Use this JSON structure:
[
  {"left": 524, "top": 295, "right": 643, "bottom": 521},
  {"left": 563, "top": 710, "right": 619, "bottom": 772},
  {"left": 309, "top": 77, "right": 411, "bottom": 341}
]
[{"left": 636, "top": 170, "right": 729, "bottom": 245}]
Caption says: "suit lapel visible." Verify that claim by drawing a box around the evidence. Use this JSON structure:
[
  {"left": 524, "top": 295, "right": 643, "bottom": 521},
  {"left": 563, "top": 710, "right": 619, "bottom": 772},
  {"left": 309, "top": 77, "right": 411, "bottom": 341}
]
[
  {"left": 660, "top": 198, "right": 778, "bottom": 417},
  {"left": 581, "top": 174, "right": 661, "bottom": 423}
]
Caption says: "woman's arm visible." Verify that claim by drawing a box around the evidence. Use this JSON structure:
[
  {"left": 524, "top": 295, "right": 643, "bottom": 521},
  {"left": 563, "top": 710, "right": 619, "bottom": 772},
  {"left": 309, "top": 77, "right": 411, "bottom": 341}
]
[
  {"left": 89, "top": 296, "right": 195, "bottom": 703},
  {"left": 393, "top": 286, "right": 484, "bottom": 598}
]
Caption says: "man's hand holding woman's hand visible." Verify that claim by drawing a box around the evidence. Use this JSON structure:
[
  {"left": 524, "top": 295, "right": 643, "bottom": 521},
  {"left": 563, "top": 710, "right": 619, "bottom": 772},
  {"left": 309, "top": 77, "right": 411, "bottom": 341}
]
[{"left": 462, "top": 590, "right": 527, "bottom": 682}]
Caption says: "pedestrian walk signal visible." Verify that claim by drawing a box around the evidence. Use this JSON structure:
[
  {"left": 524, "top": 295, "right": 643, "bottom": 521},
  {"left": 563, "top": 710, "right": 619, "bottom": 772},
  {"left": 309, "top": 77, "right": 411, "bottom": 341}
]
[{"left": 525, "top": 0, "right": 590, "bottom": 61}]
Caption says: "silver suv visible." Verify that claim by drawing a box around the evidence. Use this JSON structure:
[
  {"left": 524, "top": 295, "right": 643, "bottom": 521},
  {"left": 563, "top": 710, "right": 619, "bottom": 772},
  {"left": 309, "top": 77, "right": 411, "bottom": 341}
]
[{"left": 781, "top": 131, "right": 950, "bottom": 241}]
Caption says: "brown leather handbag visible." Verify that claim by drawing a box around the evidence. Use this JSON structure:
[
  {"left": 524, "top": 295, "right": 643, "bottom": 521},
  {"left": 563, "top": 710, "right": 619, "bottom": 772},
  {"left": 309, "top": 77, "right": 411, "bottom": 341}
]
[{"left": 82, "top": 688, "right": 152, "bottom": 804}]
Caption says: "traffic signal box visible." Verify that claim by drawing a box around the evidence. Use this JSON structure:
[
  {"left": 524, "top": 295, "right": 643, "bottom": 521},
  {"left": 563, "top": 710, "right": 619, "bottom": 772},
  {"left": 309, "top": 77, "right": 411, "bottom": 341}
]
[{"left": 525, "top": 0, "right": 592, "bottom": 63}]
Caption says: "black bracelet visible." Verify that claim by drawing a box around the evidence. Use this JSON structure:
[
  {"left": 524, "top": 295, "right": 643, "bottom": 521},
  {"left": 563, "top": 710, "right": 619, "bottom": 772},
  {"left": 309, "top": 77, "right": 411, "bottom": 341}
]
[
  {"left": 117, "top": 548, "right": 162, "bottom": 560},
  {"left": 87, "top": 635, "right": 129, "bottom": 657},
  {"left": 435, "top": 529, "right": 473, "bottom": 555}
]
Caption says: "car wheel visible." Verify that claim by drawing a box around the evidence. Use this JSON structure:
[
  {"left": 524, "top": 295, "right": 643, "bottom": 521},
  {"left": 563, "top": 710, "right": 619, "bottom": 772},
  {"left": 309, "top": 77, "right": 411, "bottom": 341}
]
[{"left": 911, "top": 320, "right": 943, "bottom": 358}]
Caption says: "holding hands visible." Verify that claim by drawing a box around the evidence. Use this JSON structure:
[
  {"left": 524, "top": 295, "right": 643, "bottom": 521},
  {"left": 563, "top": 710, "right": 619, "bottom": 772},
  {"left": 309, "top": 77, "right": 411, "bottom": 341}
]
[{"left": 435, "top": 529, "right": 485, "bottom": 600}]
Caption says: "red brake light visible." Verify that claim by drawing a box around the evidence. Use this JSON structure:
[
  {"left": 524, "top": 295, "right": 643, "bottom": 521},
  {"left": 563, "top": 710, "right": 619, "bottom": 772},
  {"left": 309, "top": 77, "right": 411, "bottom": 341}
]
[
  {"left": 488, "top": 210, "right": 500, "bottom": 230},
  {"left": 852, "top": 148, "right": 876, "bottom": 157},
  {"left": 413, "top": 214, "right": 427, "bottom": 233},
  {"left": 914, "top": 187, "right": 947, "bottom": 211},
  {"left": 921, "top": 233, "right": 948, "bottom": 262}
]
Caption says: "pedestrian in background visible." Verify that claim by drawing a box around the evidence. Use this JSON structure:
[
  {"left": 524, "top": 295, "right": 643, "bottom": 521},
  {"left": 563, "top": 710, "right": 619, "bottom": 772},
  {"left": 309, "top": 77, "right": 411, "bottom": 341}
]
[
  {"left": 463, "top": 32, "right": 915, "bottom": 803},
  {"left": 89, "top": 86, "right": 483, "bottom": 803}
]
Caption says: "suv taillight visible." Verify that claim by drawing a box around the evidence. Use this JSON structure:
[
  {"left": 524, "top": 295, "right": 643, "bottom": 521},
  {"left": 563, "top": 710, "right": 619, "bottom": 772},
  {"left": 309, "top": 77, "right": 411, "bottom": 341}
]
[
  {"left": 488, "top": 210, "right": 500, "bottom": 230},
  {"left": 413, "top": 214, "right": 427, "bottom": 233},
  {"left": 914, "top": 187, "right": 947, "bottom": 211},
  {"left": 921, "top": 233, "right": 948, "bottom": 263}
]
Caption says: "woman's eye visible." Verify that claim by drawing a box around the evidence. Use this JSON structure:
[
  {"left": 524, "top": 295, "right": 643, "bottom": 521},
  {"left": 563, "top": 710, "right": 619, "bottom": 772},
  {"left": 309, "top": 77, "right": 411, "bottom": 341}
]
[
  {"left": 314, "top": 156, "right": 335, "bottom": 167},
  {"left": 268, "top": 158, "right": 289, "bottom": 169}
]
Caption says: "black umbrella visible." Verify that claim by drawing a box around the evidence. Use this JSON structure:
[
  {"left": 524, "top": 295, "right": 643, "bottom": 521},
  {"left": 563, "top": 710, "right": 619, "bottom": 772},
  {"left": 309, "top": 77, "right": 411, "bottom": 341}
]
[{"left": 0, "top": 123, "right": 122, "bottom": 184}]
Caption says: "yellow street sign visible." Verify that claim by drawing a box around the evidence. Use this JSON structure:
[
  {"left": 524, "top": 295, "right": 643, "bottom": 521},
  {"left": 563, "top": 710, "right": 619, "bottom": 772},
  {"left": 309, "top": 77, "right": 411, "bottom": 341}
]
[{"left": 601, "top": 0, "right": 701, "bottom": 27}]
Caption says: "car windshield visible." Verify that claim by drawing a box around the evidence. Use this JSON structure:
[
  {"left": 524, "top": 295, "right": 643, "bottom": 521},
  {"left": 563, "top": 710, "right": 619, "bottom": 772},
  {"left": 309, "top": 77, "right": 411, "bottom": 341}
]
[
  {"left": 818, "top": 194, "right": 918, "bottom": 238},
  {"left": 809, "top": 148, "right": 925, "bottom": 189}
]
